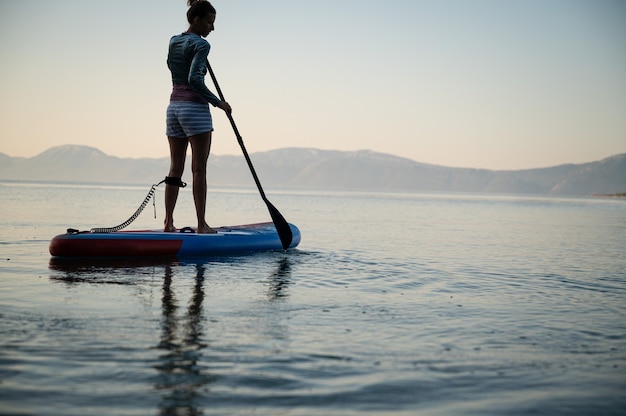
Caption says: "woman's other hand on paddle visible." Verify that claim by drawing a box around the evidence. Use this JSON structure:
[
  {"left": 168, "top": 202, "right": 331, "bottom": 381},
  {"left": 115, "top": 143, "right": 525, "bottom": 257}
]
[{"left": 218, "top": 100, "right": 231, "bottom": 113}]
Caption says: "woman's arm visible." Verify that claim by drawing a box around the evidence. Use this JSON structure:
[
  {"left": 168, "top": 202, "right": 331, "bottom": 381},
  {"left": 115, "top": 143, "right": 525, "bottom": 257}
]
[{"left": 188, "top": 42, "right": 222, "bottom": 106}]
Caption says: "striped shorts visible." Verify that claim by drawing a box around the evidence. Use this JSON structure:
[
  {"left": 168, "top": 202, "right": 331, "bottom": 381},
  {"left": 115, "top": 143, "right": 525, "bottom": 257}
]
[{"left": 166, "top": 101, "right": 213, "bottom": 138}]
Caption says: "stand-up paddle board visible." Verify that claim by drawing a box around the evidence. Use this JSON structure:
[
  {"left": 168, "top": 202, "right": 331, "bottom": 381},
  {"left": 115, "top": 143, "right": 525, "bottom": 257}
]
[{"left": 49, "top": 222, "right": 300, "bottom": 258}]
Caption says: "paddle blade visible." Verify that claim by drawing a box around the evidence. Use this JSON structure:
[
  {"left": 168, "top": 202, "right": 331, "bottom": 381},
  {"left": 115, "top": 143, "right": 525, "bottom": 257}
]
[{"left": 267, "top": 202, "right": 293, "bottom": 250}]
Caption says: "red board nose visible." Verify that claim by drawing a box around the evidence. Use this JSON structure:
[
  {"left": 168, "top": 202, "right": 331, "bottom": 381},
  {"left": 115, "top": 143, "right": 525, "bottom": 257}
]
[{"left": 50, "top": 237, "right": 183, "bottom": 257}]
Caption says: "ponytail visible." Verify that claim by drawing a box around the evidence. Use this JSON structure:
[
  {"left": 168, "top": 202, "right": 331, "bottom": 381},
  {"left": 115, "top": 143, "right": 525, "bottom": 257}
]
[{"left": 187, "top": 0, "right": 216, "bottom": 23}]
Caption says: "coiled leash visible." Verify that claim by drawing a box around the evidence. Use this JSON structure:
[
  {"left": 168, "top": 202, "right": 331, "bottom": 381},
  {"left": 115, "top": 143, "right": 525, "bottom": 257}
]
[{"left": 79, "top": 177, "right": 186, "bottom": 234}]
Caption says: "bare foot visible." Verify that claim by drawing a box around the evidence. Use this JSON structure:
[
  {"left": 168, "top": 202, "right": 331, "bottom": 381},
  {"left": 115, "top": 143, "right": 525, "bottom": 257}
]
[
  {"left": 164, "top": 221, "right": 176, "bottom": 232},
  {"left": 197, "top": 224, "right": 217, "bottom": 234}
]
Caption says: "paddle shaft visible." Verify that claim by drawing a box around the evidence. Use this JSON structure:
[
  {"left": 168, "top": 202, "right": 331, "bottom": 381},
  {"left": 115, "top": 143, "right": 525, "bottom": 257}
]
[
  {"left": 206, "top": 60, "right": 292, "bottom": 249},
  {"left": 206, "top": 64, "right": 266, "bottom": 201}
]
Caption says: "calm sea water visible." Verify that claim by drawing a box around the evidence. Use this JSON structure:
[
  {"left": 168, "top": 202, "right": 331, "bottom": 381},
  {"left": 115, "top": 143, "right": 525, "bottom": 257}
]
[{"left": 1, "top": 181, "right": 625, "bottom": 415}]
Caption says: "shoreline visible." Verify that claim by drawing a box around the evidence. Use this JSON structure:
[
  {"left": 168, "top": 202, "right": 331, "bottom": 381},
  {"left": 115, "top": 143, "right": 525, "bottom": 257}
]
[{"left": 592, "top": 192, "right": 626, "bottom": 198}]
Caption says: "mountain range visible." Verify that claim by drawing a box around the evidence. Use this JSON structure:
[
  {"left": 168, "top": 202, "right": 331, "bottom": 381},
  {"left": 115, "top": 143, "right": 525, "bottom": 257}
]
[{"left": 1, "top": 145, "right": 625, "bottom": 196}]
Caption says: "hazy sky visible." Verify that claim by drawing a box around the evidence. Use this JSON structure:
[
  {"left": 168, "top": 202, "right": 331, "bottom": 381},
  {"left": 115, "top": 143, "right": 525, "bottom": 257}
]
[{"left": 1, "top": 0, "right": 624, "bottom": 169}]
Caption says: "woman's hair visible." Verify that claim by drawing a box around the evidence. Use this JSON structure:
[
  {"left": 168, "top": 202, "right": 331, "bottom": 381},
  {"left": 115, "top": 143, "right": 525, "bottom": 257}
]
[{"left": 187, "top": 0, "right": 216, "bottom": 23}]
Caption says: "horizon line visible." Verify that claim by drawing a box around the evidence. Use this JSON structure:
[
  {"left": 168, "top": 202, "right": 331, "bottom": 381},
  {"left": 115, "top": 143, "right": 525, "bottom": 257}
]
[{"left": 1, "top": 143, "right": 624, "bottom": 172}]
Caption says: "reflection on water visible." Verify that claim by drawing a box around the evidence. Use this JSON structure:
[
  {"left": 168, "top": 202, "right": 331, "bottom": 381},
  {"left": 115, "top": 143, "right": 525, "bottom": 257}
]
[
  {"left": 48, "top": 256, "right": 175, "bottom": 285},
  {"left": 155, "top": 263, "right": 215, "bottom": 415},
  {"left": 47, "top": 255, "right": 294, "bottom": 414},
  {"left": 268, "top": 257, "right": 292, "bottom": 301}
]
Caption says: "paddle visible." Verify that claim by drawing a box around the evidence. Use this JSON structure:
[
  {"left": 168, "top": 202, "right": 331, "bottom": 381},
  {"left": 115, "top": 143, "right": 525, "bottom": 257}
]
[{"left": 206, "top": 60, "right": 293, "bottom": 250}]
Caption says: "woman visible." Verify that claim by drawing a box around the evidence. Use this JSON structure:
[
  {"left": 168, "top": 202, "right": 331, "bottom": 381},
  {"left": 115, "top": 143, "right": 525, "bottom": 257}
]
[{"left": 164, "top": 0, "right": 231, "bottom": 233}]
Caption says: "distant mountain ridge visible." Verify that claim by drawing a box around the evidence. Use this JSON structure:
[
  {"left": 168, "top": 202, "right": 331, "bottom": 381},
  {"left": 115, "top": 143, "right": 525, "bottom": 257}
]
[{"left": 1, "top": 145, "right": 625, "bottom": 196}]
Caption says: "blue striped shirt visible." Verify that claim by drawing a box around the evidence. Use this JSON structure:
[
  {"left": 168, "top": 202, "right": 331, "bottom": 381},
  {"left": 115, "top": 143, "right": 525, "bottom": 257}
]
[{"left": 167, "top": 32, "right": 221, "bottom": 106}]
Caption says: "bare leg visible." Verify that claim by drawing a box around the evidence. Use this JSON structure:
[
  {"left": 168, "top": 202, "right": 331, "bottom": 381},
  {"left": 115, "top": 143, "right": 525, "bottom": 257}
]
[
  {"left": 189, "top": 131, "right": 216, "bottom": 234},
  {"left": 164, "top": 136, "right": 189, "bottom": 232}
]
